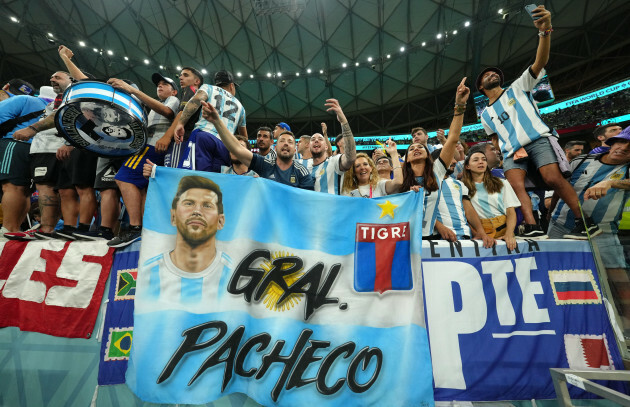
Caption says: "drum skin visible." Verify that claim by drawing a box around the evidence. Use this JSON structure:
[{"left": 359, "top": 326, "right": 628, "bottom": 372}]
[{"left": 54, "top": 81, "right": 148, "bottom": 158}]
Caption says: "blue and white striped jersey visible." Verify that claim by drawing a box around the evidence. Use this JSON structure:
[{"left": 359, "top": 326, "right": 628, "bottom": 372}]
[
  {"left": 220, "top": 165, "right": 258, "bottom": 177},
  {"left": 194, "top": 85, "right": 246, "bottom": 140},
  {"left": 436, "top": 178, "right": 471, "bottom": 238},
  {"left": 419, "top": 158, "right": 447, "bottom": 236},
  {"left": 450, "top": 160, "right": 465, "bottom": 180},
  {"left": 139, "top": 251, "right": 232, "bottom": 311},
  {"left": 552, "top": 155, "right": 630, "bottom": 233},
  {"left": 301, "top": 155, "right": 344, "bottom": 194},
  {"left": 469, "top": 179, "right": 520, "bottom": 219},
  {"left": 480, "top": 68, "right": 552, "bottom": 158}
]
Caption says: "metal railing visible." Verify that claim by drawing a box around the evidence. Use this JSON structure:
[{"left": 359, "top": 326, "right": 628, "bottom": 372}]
[{"left": 550, "top": 368, "right": 630, "bottom": 406}]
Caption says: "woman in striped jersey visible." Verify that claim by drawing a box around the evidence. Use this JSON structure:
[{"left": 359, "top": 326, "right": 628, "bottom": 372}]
[{"left": 462, "top": 151, "right": 520, "bottom": 250}]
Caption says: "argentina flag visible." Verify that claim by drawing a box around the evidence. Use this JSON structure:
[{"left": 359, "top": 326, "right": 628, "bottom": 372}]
[{"left": 126, "top": 166, "right": 433, "bottom": 406}]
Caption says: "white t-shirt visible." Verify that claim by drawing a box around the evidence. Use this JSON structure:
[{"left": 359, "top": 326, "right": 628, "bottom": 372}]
[
  {"left": 469, "top": 178, "right": 520, "bottom": 219},
  {"left": 30, "top": 101, "right": 64, "bottom": 154},
  {"left": 346, "top": 179, "right": 388, "bottom": 198},
  {"left": 146, "top": 95, "right": 179, "bottom": 146}
]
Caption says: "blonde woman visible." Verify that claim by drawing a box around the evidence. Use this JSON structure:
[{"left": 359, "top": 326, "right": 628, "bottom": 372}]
[{"left": 342, "top": 139, "right": 402, "bottom": 197}]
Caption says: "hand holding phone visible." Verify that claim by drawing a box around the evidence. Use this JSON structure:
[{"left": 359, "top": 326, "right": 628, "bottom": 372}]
[{"left": 524, "top": 4, "right": 540, "bottom": 20}]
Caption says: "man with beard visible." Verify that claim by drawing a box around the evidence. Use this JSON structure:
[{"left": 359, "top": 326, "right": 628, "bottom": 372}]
[
  {"left": 564, "top": 140, "right": 586, "bottom": 161},
  {"left": 141, "top": 176, "right": 229, "bottom": 306},
  {"left": 300, "top": 100, "right": 356, "bottom": 194},
  {"left": 255, "top": 126, "right": 276, "bottom": 160},
  {"left": 200, "top": 101, "right": 314, "bottom": 189},
  {"left": 476, "top": 5, "right": 598, "bottom": 240},
  {"left": 9, "top": 71, "right": 73, "bottom": 240},
  {"left": 289, "top": 102, "right": 354, "bottom": 194}
]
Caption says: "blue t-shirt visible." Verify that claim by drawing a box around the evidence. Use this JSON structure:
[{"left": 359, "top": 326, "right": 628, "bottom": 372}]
[
  {"left": 0, "top": 95, "right": 47, "bottom": 140},
  {"left": 249, "top": 153, "right": 314, "bottom": 190}
]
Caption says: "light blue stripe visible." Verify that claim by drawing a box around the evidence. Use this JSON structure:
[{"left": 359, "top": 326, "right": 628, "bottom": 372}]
[
  {"left": 180, "top": 277, "right": 203, "bottom": 304},
  {"left": 509, "top": 88, "right": 543, "bottom": 142},
  {"left": 494, "top": 93, "right": 521, "bottom": 155},
  {"left": 475, "top": 184, "right": 491, "bottom": 219},
  {"left": 1, "top": 142, "right": 15, "bottom": 174},
  {"left": 66, "top": 92, "right": 143, "bottom": 121},
  {"left": 148, "top": 263, "right": 161, "bottom": 299}
]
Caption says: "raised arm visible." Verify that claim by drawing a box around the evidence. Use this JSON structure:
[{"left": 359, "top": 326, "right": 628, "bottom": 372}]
[
  {"left": 325, "top": 98, "right": 356, "bottom": 171},
  {"left": 384, "top": 138, "right": 403, "bottom": 194},
  {"left": 530, "top": 5, "right": 552, "bottom": 77},
  {"left": 58, "top": 45, "right": 88, "bottom": 80},
  {"left": 107, "top": 78, "right": 174, "bottom": 120},
  {"left": 439, "top": 77, "right": 470, "bottom": 165},
  {"left": 200, "top": 100, "right": 253, "bottom": 167}
]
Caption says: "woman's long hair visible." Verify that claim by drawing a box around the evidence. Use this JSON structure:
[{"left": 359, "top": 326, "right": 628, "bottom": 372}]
[
  {"left": 342, "top": 153, "right": 379, "bottom": 194},
  {"left": 461, "top": 151, "right": 504, "bottom": 198},
  {"left": 401, "top": 143, "right": 439, "bottom": 192}
]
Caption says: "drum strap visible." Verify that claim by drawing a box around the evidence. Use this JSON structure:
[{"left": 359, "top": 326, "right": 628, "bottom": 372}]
[{"left": 0, "top": 109, "right": 44, "bottom": 137}]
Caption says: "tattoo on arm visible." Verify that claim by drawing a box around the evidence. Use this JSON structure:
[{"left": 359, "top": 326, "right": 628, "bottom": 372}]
[
  {"left": 33, "top": 114, "right": 56, "bottom": 132},
  {"left": 179, "top": 91, "right": 206, "bottom": 125},
  {"left": 611, "top": 179, "right": 630, "bottom": 190},
  {"left": 340, "top": 122, "right": 356, "bottom": 170}
]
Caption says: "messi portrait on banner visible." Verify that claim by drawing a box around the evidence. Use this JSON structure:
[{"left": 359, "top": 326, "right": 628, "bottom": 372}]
[{"left": 126, "top": 166, "right": 434, "bottom": 406}]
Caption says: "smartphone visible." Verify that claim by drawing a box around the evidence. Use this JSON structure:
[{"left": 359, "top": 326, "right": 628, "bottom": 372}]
[{"left": 524, "top": 4, "right": 541, "bottom": 20}]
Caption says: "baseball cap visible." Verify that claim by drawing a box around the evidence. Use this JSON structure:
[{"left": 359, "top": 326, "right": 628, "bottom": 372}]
[
  {"left": 214, "top": 70, "right": 238, "bottom": 87},
  {"left": 475, "top": 67, "right": 504, "bottom": 92},
  {"left": 605, "top": 126, "right": 630, "bottom": 145},
  {"left": 151, "top": 73, "right": 178, "bottom": 91},
  {"left": 276, "top": 122, "right": 291, "bottom": 132},
  {"left": 7, "top": 79, "right": 35, "bottom": 96}
]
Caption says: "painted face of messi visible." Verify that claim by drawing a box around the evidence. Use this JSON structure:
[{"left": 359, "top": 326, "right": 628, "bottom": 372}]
[{"left": 171, "top": 188, "right": 225, "bottom": 247}]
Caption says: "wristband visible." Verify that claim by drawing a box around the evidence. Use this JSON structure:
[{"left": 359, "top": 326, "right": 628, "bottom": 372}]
[
  {"left": 538, "top": 27, "right": 553, "bottom": 37},
  {"left": 28, "top": 125, "right": 38, "bottom": 132}
]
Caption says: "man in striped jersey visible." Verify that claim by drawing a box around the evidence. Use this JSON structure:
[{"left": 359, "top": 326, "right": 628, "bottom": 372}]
[
  {"left": 549, "top": 128, "right": 630, "bottom": 327},
  {"left": 300, "top": 99, "right": 356, "bottom": 194},
  {"left": 476, "top": 5, "right": 597, "bottom": 239},
  {"left": 200, "top": 102, "right": 314, "bottom": 190},
  {"left": 175, "top": 70, "right": 247, "bottom": 172},
  {"left": 105, "top": 74, "right": 180, "bottom": 247},
  {"left": 255, "top": 126, "right": 276, "bottom": 161}
]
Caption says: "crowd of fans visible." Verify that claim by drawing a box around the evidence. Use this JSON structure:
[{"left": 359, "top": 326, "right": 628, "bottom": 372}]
[{"left": 1, "top": 6, "right": 630, "bottom": 330}]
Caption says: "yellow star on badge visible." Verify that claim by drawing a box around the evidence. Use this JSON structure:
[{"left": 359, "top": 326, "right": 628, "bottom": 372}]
[{"left": 377, "top": 200, "right": 398, "bottom": 219}]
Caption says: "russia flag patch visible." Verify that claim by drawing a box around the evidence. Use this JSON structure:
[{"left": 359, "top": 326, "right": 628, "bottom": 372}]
[
  {"left": 354, "top": 222, "right": 412, "bottom": 293},
  {"left": 549, "top": 269, "right": 602, "bottom": 305}
]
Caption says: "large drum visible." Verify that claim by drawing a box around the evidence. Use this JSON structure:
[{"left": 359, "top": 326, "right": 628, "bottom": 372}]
[{"left": 54, "top": 81, "right": 147, "bottom": 157}]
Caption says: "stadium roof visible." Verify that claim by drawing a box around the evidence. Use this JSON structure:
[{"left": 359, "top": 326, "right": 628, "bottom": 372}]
[{"left": 2, "top": 0, "right": 630, "bottom": 135}]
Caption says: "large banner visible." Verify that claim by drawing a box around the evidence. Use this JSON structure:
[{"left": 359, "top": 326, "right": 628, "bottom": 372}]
[
  {"left": 0, "top": 240, "right": 114, "bottom": 338},
  {"left": 98, "top": 241, "right": 140, "bottom": 385},
  {"left": 424, "top": 240, "right": 626, "bottom": 401},
  {"left": 126, "top": 167, "right": 434, "bottom": 406}
]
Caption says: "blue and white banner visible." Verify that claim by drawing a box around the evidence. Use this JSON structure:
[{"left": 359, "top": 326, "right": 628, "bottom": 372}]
[
  {"left": 423, "top": 240, "right": 626, "bottom": 401},
  {"left": 126, "top": 167, "right": 434, "bottom": 406}
]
